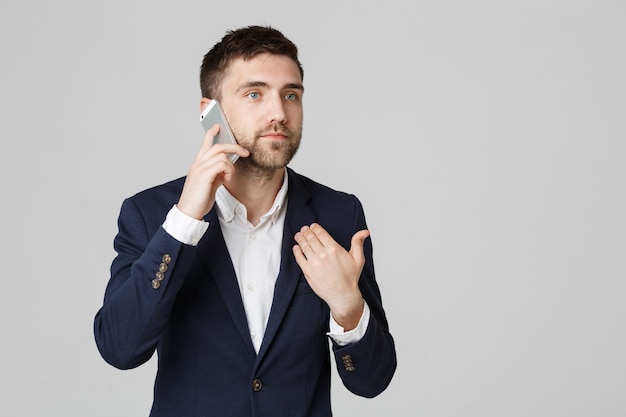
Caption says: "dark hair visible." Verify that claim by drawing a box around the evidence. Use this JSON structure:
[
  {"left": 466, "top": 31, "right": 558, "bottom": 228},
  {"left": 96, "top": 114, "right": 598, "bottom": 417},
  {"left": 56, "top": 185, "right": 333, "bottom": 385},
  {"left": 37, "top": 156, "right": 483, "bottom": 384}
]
[{"left": 200, "top": 25, "right": 304, "bottom": 100}]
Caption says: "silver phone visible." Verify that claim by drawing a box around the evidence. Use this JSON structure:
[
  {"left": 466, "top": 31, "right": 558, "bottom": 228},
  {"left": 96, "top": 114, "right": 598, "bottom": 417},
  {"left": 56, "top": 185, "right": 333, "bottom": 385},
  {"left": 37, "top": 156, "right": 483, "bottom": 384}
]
[{"left": 200, "top": 99, "right": 239, "bottom": 164}]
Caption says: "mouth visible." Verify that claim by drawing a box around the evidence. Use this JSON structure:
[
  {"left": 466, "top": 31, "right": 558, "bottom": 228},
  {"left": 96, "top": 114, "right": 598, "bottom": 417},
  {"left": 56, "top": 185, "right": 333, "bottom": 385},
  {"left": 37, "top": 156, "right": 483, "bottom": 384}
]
[{"left": 259, "top": 131, "right": 289, "bottom": 140}]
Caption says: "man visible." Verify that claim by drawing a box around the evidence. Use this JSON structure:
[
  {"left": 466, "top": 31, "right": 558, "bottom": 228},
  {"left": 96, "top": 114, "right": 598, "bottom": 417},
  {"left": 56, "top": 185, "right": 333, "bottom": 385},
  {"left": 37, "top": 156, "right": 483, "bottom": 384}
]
[{"left": 94, "top": 25, "right": 396, "bottom": 417}]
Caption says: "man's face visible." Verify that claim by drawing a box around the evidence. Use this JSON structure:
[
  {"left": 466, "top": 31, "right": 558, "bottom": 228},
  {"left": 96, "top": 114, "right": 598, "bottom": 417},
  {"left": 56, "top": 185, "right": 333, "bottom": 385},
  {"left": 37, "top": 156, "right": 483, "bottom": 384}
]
[{"left": 218, "top": 53, "right": 304, "bottom": 170}]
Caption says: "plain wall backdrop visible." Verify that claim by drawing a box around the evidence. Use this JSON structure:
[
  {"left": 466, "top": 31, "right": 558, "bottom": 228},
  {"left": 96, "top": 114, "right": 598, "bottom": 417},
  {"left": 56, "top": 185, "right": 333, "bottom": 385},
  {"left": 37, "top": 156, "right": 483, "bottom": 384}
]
[{"left": 1, "top": 0, "right": 625, "bottom": 416}]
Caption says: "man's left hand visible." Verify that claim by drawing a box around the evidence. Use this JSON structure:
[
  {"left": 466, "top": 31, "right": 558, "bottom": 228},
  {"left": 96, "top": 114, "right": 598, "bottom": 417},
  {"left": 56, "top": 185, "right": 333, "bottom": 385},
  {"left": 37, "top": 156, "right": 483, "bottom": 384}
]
[{"left": 293, "top": 223, "right": 369, "bottom": 331}]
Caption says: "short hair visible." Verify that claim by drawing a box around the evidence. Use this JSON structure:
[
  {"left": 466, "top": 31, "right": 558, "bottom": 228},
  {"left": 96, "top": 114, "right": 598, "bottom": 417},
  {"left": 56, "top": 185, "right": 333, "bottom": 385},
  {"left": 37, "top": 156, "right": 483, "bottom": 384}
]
[{"left": 200, "top": 25, "right": 304, "bottom": 100}]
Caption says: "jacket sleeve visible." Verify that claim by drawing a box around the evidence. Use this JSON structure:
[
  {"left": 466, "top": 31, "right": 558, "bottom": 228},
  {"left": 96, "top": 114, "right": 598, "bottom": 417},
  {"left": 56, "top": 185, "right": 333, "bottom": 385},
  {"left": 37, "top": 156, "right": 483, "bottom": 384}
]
[
  {"left": 93, "top": 197, "right": 198, "bottom": 370},
  {"left": 331, "top": 196, "right": 397, "bottom": 398}
]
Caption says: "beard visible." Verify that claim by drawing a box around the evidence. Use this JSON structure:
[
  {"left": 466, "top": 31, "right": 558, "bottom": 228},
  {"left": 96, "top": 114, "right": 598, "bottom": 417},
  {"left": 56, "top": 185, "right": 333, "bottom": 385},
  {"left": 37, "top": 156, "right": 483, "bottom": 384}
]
[{"left": 234, "top": 123, "right": 302, "bottom": 172}]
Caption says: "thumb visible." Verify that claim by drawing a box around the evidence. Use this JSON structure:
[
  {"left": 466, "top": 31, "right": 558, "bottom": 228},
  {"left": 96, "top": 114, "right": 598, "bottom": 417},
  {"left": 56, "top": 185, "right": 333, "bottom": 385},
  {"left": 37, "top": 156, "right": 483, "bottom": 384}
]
[{"left": 349, "top": 229, "right": 370, "bottom": 265}]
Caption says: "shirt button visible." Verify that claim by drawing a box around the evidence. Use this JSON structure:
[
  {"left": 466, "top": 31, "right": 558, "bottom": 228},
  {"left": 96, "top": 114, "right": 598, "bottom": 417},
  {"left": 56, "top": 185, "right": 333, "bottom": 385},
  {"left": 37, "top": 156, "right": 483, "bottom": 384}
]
[
  {"left": 249, "top": 233, "right": 257, "bottom": 240},
  {"left": 235, "top": 206, "right": 243, "bottom": 215},
  {"left": 247, "top": 282, "right": 255, "bottom": 291},
  {"left": 250, "top": 332, "right": 256, "bottom": 340},
  {"left": 252, "top": 378, "right": 263, "bottom": 392}
]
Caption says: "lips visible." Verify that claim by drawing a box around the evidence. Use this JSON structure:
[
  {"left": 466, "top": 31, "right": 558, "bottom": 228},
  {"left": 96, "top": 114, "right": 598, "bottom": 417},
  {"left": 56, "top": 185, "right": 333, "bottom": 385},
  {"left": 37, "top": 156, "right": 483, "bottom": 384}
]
[{"left": 259, "top": 130, "right": 289, "bottom": 140}]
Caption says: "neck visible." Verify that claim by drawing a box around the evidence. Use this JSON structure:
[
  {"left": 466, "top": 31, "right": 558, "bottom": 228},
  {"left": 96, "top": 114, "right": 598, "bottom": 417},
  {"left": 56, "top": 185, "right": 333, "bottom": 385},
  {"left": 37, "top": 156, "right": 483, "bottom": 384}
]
[{"left": 224, "top": 166, "right": 286, "bottom": 226}]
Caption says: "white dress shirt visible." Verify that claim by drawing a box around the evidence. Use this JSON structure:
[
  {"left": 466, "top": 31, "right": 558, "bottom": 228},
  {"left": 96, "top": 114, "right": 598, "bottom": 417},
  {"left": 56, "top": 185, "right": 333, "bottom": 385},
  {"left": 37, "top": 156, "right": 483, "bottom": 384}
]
[{"left": 163, "top": 170, "right": 369, "bottom": 353}]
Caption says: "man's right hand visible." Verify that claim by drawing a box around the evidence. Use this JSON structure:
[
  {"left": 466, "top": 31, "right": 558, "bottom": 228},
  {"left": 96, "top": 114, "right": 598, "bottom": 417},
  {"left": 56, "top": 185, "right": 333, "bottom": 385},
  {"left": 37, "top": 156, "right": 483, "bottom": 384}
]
[{"left": 176, "top": 124, "right": 249, "bottom": 220}]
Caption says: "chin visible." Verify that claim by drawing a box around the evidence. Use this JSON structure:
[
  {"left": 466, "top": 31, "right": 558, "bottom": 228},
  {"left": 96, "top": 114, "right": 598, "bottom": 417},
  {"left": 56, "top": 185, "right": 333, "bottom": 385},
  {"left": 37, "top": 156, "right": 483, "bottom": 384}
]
[{"left": 246, "top": 143, "right": 299, "bottom": 170}]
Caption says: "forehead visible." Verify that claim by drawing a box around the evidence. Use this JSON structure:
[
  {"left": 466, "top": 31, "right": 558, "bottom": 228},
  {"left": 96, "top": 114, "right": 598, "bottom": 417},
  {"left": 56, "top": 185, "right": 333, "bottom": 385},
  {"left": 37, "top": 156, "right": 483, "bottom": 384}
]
[{"left": 222, "top": 53, "right": 303, "bottom": 90}]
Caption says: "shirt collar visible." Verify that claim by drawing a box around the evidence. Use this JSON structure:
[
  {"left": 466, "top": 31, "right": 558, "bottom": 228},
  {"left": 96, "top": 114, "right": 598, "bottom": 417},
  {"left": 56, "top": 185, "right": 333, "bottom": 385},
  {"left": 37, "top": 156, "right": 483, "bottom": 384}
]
[{"left": 215, "top": 169, "right": 289, "bottom": 225}]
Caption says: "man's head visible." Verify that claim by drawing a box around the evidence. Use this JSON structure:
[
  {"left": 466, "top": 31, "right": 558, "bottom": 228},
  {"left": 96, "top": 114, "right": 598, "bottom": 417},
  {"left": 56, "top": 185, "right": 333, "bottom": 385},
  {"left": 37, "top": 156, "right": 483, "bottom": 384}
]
[
  {"left": 200, "top": 25, "right": 304, "bottom": 101},
  {"left": 199, "top": 26, "right": 305, "bottom": 173}
]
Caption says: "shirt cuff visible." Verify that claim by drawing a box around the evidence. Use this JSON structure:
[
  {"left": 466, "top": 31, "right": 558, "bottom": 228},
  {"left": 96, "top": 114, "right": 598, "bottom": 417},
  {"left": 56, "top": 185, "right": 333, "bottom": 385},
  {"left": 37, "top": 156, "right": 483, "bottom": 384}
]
[
  {"left": 327, "top": 301, "right": 370, "bottom": 346},
  {"left": 162, "top": 205, "right": 209, "bottom": 246}
]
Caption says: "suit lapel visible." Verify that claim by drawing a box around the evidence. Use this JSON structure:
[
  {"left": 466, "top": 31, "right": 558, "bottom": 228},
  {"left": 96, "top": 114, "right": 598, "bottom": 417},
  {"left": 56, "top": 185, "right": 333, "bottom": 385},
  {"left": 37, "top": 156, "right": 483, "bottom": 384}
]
[
  {"left": 197, "top": 209, "right": 256, "bottom": 356},
  {"left": 256, "top": 170, "right": 316, "bottom": 361},
  {"left": 196, "top": 170, "right": 317, "bottom": 362}
]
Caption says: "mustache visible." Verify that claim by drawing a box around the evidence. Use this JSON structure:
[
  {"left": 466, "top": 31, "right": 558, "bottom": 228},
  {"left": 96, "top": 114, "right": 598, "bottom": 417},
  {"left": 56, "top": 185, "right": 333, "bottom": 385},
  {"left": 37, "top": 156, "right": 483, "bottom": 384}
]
[{"left": 256, "top": 124, "right": 292, "bottom": 137}]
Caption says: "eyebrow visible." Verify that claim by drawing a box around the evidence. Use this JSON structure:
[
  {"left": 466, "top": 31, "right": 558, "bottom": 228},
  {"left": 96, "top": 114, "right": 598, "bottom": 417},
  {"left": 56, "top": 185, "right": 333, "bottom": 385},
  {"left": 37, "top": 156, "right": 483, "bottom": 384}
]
[{"left": 237, "top": 81, "right": 305, "bottom": 92}]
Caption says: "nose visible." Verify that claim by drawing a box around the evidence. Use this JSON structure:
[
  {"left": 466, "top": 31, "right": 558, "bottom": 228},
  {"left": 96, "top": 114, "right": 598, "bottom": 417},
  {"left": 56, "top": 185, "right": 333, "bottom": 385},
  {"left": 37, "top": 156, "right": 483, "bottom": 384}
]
[{"left": 267, "top": 93, "right": 287, "bottom": 125}]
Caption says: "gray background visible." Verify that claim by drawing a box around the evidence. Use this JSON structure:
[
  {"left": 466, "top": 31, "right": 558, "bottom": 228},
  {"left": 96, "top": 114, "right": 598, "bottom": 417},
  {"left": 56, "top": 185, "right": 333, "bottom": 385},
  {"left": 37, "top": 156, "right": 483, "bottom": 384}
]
[{"left": 1, "top": 0, "right": 625, "bottom": 416}]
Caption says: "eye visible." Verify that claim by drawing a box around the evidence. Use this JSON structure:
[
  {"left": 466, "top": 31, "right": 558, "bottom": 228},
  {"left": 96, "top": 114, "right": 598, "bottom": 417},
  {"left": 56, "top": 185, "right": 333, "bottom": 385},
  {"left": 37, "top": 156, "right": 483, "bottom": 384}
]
[
  {"left": 247, "top": 91, "right": 260, "bottom": 100},
  {"left": 285, "top": 93, "right": 298, "bottom": 101}
]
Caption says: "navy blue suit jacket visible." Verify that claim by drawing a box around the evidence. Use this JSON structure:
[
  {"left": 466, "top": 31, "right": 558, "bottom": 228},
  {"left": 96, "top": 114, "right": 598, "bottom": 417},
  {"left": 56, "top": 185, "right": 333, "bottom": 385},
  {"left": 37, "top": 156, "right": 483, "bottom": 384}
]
[{"left": 94, "top": 168, "right": 396, "bottom": 417}]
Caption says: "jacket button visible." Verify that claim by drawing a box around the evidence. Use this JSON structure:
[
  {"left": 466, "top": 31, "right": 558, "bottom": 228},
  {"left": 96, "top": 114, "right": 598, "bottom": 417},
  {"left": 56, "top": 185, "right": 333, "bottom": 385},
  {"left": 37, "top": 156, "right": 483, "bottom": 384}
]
[
  {"left": 151, "top": 279, "right": 161, "bottom": 289},
  {"left": 252, "top": 378, "right": 263, "bottom": 392},
  {"left": 162, "top": 254, "right": 172, "bottom": 264}
]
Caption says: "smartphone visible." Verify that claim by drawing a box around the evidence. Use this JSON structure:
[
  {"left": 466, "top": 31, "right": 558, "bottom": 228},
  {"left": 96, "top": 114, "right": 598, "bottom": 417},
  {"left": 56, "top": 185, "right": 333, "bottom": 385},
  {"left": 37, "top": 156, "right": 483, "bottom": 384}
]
[{"left": 200, "top": 99, "right": 239, "bottom": 164}]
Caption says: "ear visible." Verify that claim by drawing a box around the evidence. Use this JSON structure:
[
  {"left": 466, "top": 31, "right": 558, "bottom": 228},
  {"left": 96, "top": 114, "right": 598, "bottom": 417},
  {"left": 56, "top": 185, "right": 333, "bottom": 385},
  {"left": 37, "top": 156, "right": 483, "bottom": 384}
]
[{"left": 200, "top": 97, "right": 212, "bottom": 112}]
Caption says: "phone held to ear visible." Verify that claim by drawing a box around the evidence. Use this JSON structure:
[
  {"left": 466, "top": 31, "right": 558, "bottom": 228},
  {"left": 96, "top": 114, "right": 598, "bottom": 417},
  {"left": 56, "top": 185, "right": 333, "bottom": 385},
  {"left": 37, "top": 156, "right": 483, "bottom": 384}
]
[{"left": 200, "top": 99, "right": 239, "bottom": 164}]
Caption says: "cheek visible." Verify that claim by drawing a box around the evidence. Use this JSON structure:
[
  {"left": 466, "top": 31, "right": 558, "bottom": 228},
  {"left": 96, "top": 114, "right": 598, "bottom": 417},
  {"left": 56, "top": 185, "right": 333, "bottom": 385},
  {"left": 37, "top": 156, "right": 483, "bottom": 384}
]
[
  {"left": 228, "top": 117, "right": 250, "bottom": 140},
  {"left": 289, "top": 108, "right": 303, "bottom": 126}
]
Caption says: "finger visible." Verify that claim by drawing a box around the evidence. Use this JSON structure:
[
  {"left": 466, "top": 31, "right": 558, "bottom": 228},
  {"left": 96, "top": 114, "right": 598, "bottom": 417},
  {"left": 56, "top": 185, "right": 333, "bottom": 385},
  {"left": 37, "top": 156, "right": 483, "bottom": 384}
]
[
  {"left": 292, "top": 244, "right": 308, "bottom": 266},
  {"left": 294, "top": 229, "right": 315, "bottom": 256},
  {"left": 299, "top": 225, "right": 325, "bottom": 253},
  {"left": 213, "top": 143, "right": 250, "bottom": 159},
  {"left": 349, "top": 229, "right": 370, "bottom": 265},
  {"left": 193, "top": 145, "right": 249, "bottom": 178},
  {"left": 200, "top": 125, "right": 250, "bottom": 160},
  {"left": 308, "top": 223, "right": 337, "bottom": 247},
  {"left": 200, "top": 124, "right": 221, "bottom": 152}
]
